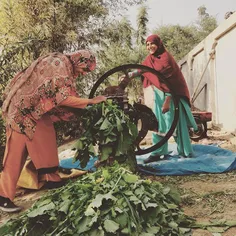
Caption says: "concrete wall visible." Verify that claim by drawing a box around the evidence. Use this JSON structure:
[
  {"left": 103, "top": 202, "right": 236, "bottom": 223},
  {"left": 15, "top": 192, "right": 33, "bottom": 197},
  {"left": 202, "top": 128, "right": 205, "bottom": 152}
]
[{"left": 179, "top": 12, "right": 236, "bottom": 132}]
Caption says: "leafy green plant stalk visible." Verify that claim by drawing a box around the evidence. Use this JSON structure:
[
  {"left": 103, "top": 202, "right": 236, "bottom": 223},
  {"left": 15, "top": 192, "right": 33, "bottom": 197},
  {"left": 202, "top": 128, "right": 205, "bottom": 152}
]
[
  {"left": 0, "top": 164, "right": 194, "bottom": 236},
  {"left": 73, "top": 100, "right": 138, "bottom": 172}
]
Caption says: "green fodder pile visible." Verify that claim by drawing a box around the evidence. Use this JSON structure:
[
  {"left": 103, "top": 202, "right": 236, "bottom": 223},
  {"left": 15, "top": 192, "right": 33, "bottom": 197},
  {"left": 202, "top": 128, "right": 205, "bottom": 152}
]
[{"left": 0, "top": 164, "right": 193, "bottom": 236}]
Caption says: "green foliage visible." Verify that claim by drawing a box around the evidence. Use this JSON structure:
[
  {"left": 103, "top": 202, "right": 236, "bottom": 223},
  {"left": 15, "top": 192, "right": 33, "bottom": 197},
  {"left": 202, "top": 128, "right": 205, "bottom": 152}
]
[
  {"left": 96, "top": 18, "right": 136, "bottom": 72},
  {"left": 0, "top": 0, "right": 108, "bottom": 51},
  {"left": 0, "top": 38, "right": 45, "bottom": 96},
  {"left": 152, "top": 5, "right": 218, "bottom": 61},
  {"left": 0, "top": 0, "right": 142, "bottom": 95},
  {"left": 101, "top": 18, "right": 133, "bottom": 48},
  {"left": 136, "top": 6, "right": 148, "bottom": 45},
  {"left": 0, "top": 164, "right": 194, "bottom": 235},
  {"left": 73, "top": 101, "right": 138, "bottom": 171},
  {"left": 195, "top": 5, "right": 218, "bottom": 40},
  {"left": 155, "top": 25, "right": 200, "bottom": 61}
]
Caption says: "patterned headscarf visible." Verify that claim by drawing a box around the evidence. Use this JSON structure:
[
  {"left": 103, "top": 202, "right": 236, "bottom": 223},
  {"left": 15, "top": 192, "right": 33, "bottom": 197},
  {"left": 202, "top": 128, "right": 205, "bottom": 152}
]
[
  {"left": 66, "top": 50, "right": 96, "bottom": 77},
  {"left": 2, "top": 49, "right": 96, "bottom": 139}
]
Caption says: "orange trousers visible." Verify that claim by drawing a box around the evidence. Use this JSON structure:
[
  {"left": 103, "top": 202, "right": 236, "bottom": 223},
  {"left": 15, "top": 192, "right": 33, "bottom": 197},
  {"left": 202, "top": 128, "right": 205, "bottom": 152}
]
[{"left": 0, "top": 114, "right": 61, "bottom": 200}]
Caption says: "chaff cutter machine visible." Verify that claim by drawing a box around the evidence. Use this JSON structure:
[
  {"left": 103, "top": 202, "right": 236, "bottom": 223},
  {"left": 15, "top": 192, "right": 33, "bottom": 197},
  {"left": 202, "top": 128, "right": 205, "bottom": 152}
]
[{"left": 89, "top": 64, "right": 211, "bottom": 155}]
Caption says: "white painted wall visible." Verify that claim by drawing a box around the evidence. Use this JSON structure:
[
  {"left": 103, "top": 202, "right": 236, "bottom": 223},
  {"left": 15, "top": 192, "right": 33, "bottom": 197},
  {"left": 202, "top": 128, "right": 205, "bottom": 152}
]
[
  {"left": 179, "top": 12, "right": 236, "bottom": 132},
  {"left": 214, "top": 29, "right": 236, "bottom": 131}
]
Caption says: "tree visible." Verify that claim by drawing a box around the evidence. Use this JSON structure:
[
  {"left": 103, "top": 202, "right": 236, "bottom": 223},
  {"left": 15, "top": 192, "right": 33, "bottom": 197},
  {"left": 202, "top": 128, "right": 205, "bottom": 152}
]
[
  {"left": 195, "top": 5, "right": 218, "bottom": 40},
  {"left": 154, "top": 24, "right": 199, "bottom": 61},
  {"left": 136, "top": 6, "right": 148, "bottom": 45},
  {"left": 0, "top": 0, "right": 143, "bottom": 93},
  {"left": 151, "top": 6, "right": 218, "bottom": 61}
]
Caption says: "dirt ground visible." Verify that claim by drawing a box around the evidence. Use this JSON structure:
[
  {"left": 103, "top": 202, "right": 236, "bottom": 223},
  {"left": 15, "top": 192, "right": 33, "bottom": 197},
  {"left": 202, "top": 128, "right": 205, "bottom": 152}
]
[{"left": 1, "top": 127, "right": 236, "bottom": 235}]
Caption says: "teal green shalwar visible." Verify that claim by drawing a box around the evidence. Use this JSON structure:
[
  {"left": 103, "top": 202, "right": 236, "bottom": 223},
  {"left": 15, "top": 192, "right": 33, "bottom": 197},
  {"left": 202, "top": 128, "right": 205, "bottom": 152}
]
[{"left": 152, "top": 87, "right": 198, "bottom": 157}]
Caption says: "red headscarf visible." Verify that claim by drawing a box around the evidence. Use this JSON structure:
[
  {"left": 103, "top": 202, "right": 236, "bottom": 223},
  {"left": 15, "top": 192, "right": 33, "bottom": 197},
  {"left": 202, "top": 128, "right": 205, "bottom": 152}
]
[
  {"left": 2, "top": 50, "right": 96, "bottom": 139},
  {"left": 142, "top": 34, "right": 190, "bottom": 103}
]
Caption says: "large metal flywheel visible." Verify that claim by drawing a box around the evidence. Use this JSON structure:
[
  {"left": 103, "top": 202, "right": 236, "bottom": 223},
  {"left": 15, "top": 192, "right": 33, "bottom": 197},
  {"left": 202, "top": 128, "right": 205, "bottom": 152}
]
[{"left": 89, "top": 64, "right": 180, "bottom": 155}]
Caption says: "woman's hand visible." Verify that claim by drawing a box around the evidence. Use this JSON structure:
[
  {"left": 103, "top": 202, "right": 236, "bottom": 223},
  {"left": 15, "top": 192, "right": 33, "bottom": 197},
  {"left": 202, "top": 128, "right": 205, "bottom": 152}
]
[
  {"left": 162, "top": 96, "right": 171, "bottom": 113},
  {"left": 91, "top": 95, "right": 107, "bottom": 104},
  {"left": 118, "top": 75, "right": 126, "bottom": 82}
]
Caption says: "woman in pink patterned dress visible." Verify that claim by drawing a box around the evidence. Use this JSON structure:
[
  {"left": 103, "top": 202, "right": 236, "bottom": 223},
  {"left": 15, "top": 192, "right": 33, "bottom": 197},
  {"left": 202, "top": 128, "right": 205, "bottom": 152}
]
[{"left": 0, "top": 50, "right": 106, "bottom": 212}]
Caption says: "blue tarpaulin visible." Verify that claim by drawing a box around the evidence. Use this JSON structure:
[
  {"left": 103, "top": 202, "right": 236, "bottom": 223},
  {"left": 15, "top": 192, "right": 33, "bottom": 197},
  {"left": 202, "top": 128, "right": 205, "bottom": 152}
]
[
  {"left": 59, "top": 144, "right": 236, "bottom": 176},
  {"left": 60, "top": 156, "right": 97, "bottom": 172}
]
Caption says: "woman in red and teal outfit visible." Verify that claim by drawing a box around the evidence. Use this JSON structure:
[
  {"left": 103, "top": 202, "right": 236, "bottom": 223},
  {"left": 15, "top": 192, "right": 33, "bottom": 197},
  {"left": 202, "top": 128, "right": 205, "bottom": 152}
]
[{"left": 128, "top": 34, "right": 197, "bottom": 163}]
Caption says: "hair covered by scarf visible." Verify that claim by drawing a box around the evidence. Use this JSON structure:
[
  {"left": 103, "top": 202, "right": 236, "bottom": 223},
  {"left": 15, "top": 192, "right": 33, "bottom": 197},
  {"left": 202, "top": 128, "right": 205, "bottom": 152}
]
[
  {"left": 66, "top": 50, "right": 96, "bottom": 76},
  {"left": 2, "top": 50, "right": 96, "bottom": 139},
  {"left": 146, "top": 34, "right": 165, "bottom": 56}
]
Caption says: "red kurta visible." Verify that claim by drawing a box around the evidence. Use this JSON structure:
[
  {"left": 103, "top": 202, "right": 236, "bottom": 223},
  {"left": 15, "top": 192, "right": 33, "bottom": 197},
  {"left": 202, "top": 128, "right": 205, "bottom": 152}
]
[
  {"left": 0, "top": 96, "right": 92, "bottom": 199},
  {"left": 141, "top": 34, "right": 190, "bottom": 104},
  {"left": 0, "top": 50, "right": 96, "bottom": 201}
]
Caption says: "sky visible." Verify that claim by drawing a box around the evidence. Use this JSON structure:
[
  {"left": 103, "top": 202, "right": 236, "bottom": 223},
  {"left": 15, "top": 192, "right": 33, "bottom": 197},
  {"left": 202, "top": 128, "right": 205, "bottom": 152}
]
[{"left": 124, "top": 0, "right": 236, "bottom": 32}]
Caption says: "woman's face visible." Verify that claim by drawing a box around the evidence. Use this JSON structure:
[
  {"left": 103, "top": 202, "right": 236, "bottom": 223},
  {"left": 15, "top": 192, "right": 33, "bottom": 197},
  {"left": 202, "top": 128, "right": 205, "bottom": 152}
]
[{"left": 146, "top": 41, "right": 158, "bottom": 55}]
